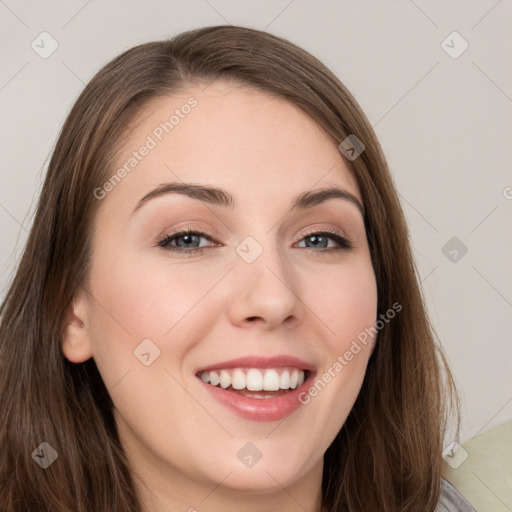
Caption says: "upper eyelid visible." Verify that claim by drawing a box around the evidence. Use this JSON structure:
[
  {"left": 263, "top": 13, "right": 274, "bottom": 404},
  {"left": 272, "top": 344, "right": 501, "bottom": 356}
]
[
  {"left": 158, "top": 227, "right": 351, "bottom": 247},
  {"left": 300, "top": 226, "right": 350, "bottom": 239}
]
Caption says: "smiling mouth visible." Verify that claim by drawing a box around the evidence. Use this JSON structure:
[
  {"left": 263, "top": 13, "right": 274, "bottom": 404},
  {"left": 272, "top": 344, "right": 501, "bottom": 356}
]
[{"left": 196, "top": 367, "right": 309, "bottom": 399}]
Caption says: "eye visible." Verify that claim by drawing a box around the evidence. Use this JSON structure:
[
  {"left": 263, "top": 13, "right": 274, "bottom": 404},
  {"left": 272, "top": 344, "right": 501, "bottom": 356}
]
[
  {"left": 157, "top": 228, "right": 218, "bottom": 255},
  {"left": 157, "top": 227, "right": 353, "bottom": 256},
  {"left": 295, "top": 229, "right": 352, "bottom": 251}
]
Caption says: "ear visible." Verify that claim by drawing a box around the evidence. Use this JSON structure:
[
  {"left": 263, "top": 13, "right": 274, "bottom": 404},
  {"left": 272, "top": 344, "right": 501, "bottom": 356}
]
[{"left": 61, "top": 289, "right": 94, "bottom": 363}]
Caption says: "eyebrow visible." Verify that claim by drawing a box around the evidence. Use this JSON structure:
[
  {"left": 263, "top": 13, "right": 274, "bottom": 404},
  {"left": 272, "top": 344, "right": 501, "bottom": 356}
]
[{"left": 132, "top": 182, "right": 365, "bottom": 217}]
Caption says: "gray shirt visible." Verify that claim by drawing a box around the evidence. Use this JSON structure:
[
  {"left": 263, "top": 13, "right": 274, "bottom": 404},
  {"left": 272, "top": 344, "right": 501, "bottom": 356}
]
[{"left": 437, "top": 478, "right": 475, "bottom": 511}]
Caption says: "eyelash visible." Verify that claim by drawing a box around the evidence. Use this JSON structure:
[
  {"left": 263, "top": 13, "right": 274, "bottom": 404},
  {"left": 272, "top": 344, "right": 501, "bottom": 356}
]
[{"left": 157, "top": 226, "right": 353, "bottom": 256}]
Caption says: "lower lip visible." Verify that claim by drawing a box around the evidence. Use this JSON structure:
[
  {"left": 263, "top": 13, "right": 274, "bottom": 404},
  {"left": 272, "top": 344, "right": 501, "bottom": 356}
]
[{"left": 198, "top": 373, "right": 315, "bottom": 422}]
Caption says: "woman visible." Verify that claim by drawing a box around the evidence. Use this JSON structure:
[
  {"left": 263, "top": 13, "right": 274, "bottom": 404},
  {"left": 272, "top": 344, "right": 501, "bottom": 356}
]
[{"left": 0, "top": 25, "right": 473, "bottom": 511}]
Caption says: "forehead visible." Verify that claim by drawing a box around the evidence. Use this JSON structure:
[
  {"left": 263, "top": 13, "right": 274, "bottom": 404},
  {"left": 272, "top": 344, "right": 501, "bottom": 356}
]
[{"left": 108, "top": 81, "right": 361, "bottom": 209}]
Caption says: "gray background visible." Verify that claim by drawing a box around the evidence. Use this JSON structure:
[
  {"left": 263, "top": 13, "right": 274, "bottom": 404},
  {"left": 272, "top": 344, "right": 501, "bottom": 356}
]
[{"left": 1, "top": 0, "right": 511, "bottom": 445}]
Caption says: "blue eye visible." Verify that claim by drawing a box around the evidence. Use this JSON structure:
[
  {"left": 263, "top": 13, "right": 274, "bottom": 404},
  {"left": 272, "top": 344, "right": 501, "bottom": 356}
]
[
  {"left": 158, "top": 229, "right": 214, "bottom": 254},
  {"left": 157, "top": 228, "right": 352, "bottom": 255},
  {"left": 296, "top": 230, "right": 352, "bottom": 250}
]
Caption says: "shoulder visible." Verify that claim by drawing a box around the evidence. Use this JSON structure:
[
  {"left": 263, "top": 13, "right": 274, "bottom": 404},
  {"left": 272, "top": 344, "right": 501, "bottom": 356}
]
[{"left": 436, "top": 478, "right": 475, "bottom": 511}]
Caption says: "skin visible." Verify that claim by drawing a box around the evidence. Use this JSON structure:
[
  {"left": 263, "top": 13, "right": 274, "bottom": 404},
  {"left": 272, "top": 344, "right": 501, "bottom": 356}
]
[{"left": 62, "top": 81, "right": 378, "bottom": 512}]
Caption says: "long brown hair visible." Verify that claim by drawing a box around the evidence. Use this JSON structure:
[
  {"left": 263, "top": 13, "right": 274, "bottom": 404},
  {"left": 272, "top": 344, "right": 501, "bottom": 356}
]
[{"left": 0, "top": 25, "right": 459, "bottom": 511}]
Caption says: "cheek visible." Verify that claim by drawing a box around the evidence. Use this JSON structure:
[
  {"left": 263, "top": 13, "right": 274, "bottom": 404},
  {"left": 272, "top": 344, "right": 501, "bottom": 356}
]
[
  {"left": 84, "top": 252, "right": 219, "bottom": 443},
  {"left": 296, "top": 257, "right": 377, "bottom": 429},
  {"left": 305, "top": 256, "right": 378, "bottom": 349},
  {"left": 84, "top": 249, "right": 226, "bottom": 380},
  {"left": 91, "top": 260, "right": 213, "bottom": 336}
]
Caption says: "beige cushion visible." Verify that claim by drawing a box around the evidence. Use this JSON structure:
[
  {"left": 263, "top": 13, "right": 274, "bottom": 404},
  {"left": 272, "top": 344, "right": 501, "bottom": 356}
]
[{"left": 442, "top": 421, "right": 512, "bottom": 511}]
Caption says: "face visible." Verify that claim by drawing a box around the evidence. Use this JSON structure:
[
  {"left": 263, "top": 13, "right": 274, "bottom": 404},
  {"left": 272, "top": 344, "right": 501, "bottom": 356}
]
[{"left": 63, "top": 81, "right": 378, "bottom": 507}]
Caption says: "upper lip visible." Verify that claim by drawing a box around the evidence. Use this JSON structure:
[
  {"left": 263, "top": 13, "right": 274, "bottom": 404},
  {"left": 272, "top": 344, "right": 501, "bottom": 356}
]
[{"left": 196, "top": 355, "right": 316, "bottom": 373}]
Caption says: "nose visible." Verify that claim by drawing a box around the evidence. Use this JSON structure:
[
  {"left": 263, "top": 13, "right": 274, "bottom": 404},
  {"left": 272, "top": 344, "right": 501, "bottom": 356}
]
[{"left": 227, "top": 239, "right": 303, "bottom": 330}]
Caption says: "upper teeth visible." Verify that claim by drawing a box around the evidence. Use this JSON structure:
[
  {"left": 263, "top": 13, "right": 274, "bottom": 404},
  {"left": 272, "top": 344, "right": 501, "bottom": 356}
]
[{"left": 199, "top": 368, "right": 305, "bottom": 391}]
